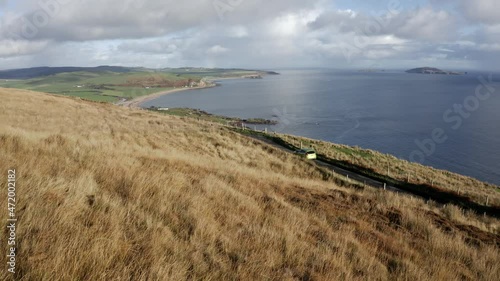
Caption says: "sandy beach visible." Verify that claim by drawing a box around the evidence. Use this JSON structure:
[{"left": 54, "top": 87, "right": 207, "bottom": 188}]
[
  {"left": 117, "top": 75, "right": 251, "bottom": 108},
  {"left": 117, "top": 84, "right": 216, "bottom": 108},
  {"left": 116, "top": 73, "right": 272, "bottom": 108}
]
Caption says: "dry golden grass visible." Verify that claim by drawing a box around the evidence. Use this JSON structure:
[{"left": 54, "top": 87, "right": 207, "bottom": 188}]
[
  {"left": 282, "top": 135, "right": 500, "bottom": 207},
  {"left": 0, "top": 88, "right": 499, "bottom": 280}
]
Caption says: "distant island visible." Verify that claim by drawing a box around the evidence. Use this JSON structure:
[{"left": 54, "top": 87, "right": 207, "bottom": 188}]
[{"left": 406, "top": 67, "right": 466, "bottom": 75}]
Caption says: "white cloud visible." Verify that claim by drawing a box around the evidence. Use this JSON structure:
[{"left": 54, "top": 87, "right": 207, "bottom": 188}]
[
  {"left": 477, "top": 43, "right": 500, "bottom": 52},
  {"left": 460, "top": 0, "right": 499, "bottom": 24},
  {"left": 225, "top": 26, "right": 249, "bottom": 38},
  {"left": 117, "top": 38, "right": 183, "bottom": 54},
  {"left": 0, "top": 0, "right": 499, "bottom": 70},
  {"left": 0, "top": 39, "right": 50, "bottom": 57},
  {"left": 437, "top": 47, "right": 455, "bottom": 53},
  {"left": 394, "top": 8, "right": 457, "bottom": 42},
  {"left": 0, "top": 0, "right": 319, "bottom": 41},
  {"left": 206, "top": 45, "right": 228, "bottom": 55}
]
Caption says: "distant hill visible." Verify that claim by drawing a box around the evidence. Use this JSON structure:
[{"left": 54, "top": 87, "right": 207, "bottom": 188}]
[
  {"left": 0, "top": 66, "right": 279, "bottom": 79},
  {"left": 0, "top": 66, "right": 135, "bottom": 79},
  {"left": 406, "top": 67, "right": 465, "bottom": 75}
]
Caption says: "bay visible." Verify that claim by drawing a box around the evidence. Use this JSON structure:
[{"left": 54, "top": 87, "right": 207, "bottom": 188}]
[{"left": 141, "top": 69, "right": 500, "bottom": 185}]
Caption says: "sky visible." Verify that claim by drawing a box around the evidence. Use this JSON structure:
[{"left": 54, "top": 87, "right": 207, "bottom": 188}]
[{"left": 0, "top": 0, "right": 499, "bottom": 70}]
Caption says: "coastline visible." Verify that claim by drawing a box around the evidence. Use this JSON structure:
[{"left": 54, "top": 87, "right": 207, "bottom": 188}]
[
  {"left": 117, "top": 76, "right": 247, "bottom": 108},
  {"left": 118, "top": 84, "right": 216, "bottom": 108}
]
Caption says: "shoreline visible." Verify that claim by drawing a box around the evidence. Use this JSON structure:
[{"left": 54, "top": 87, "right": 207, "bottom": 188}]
[
  {"left": 148, "top": 107, "right": 278, "bottom": 126},
  {"left": 118, "top": 84, "right": 217, "bottom": 108},
  {"left": 118, "top": 76, "right": 248, "bottom": 108}
]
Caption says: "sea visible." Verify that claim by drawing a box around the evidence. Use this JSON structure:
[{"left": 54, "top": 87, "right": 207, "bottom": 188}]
[{"left": 141, "top": 69, "right": 500, "bottom": 185}]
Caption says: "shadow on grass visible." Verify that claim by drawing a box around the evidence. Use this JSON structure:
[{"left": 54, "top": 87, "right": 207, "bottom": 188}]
[
  {"left": 240, "top": 130, "right": 500, "bottom": 218},
  {"left": 315, "top": 154, "right": 500, "bottom": 218}
]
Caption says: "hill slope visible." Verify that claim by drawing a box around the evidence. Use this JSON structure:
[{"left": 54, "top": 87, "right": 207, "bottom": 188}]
[
  {"left": 0, "top": 88, "right": 498, "bottom": 280},
  {"left": 0, "top": 66, "right": 134, "bottom": 79},
  {"left": 0, "top": 67, "right": 276, "bottom": 103}
]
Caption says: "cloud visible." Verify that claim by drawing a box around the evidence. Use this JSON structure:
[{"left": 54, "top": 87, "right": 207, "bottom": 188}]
[
  {"left": 393, "top": 8, "right": 457, "bottom": 42},
  {"left": 225, "top": 26, "right": 249, "bottom": 38},
  {"left": 0, "top": 0, "right": 499, "bottom": 70},
  {"left": 460, "top": 0, "right": 499, "bottom": 24},
  {"left": 309, "top": 6, "right": 458, "bottom": 42},
  {"left": 302, "top": 5, "right": 463, "bottom": 65},
  {"left": 0, "top": 39, "right": 50, "bottom": 57},
  {"left": 206, "top": 45, "right": 228, "bottom": 55},
  {"left": 117, "top": 38, "right": 183, "bottom": 54},
  {"left": 0, "top": 0, "right": 319, "bottom": 42}
]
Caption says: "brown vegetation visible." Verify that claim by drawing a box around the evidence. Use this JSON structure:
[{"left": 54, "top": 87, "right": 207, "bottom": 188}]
[
  {"left": 282, "top": 135, "right": 500, "bottom": 207},
  {"left": 0, "top": 88, "right": 499, "bottom": 280}
]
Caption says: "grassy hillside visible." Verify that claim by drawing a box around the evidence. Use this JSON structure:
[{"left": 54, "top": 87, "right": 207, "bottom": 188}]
[
  {"left": 0, "top": 88, "right": 499, "bottom": 280},
  {"left": 273, "top": 134, "right": 500, "bottom": 208},
  {"left": 0, "top": 67, "right": 272, "bottom": 103},
  {"left": 148, "top": 107, "right": 500, "bottom": 209},
  {"left": 0, "top": 71, "right": 192, "bottom": 102}
]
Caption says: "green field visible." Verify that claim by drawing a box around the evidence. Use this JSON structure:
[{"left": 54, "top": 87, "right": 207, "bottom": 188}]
[
  {"left": 0, "top": 68, "right": 267, "bottom": 102},
  {"left": 0, "top": 71, "right": 189, "bottom": 102}
]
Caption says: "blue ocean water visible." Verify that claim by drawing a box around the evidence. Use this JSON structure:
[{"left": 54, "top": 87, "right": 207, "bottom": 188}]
[{"left": 141, "top": 69, "right": 500, "bottom": 185}]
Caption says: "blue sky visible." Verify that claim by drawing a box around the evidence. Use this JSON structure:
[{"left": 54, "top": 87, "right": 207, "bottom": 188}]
[{"left": 0, "top": 0, "right": 499, "bottom": 70}]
